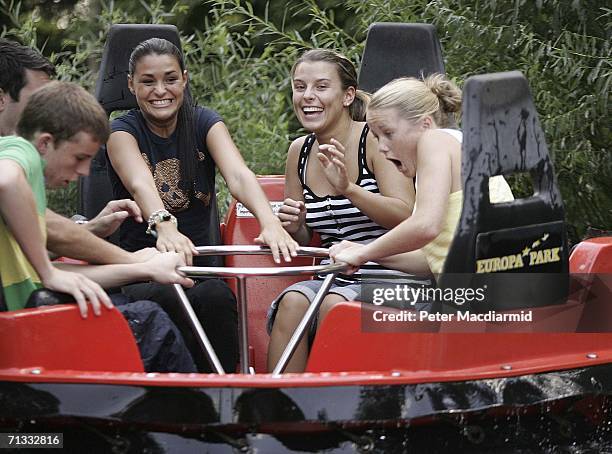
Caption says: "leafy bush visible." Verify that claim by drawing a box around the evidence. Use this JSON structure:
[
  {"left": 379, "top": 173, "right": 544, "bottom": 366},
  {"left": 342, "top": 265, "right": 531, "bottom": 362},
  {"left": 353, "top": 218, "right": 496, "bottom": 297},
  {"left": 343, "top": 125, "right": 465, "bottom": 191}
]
[
  {"left": 2, "top": 0, "right": 610, "bottom": 241},
  {"left": 202, "top": 0, "right": 611, "bottom": 242}
]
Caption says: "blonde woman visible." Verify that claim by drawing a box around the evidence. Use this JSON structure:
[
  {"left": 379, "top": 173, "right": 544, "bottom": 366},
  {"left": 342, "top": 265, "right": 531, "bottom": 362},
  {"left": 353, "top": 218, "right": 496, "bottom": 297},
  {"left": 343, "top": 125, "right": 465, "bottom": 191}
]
[{"left": 331, "top": 74, "right": 513, "bottom": 275}]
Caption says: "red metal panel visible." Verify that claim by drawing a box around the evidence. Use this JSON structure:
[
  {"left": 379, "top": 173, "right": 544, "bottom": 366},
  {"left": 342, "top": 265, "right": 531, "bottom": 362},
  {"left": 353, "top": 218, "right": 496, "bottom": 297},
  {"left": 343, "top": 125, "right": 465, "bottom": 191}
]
[
  {"left": 306, "top": 301, "right": 612, "bottom": 376},
  {"left": 2, "top": 345, "right": 612, "bottom": 387},
  {"left": 0, "top": 305, "right": 143, "bottom": 372},
  {"left": 569, "top": 237, "right": 612, "bottom": 274},
  {"left": 570, "top": 237, "right": 612, "bottom": 331}
]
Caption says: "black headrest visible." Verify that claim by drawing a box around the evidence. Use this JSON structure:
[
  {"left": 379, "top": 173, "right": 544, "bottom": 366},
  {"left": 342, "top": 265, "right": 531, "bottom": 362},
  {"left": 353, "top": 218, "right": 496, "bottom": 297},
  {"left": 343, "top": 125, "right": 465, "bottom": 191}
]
[
  {"left": 358, "top": 23, "right": 445, "bottom": 93},
  {"left": 440, "top": 71, "right": 568, "bottom": 310},
  {"left": 95, "top": 24, "right": 181, "bottom": 114}
]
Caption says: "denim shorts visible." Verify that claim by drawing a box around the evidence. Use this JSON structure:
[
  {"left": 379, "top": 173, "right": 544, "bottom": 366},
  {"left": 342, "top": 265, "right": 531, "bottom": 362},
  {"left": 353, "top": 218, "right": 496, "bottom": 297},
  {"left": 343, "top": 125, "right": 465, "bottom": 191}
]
[{"left": 266, "top": 279, "right": 360, "bottom": 338}]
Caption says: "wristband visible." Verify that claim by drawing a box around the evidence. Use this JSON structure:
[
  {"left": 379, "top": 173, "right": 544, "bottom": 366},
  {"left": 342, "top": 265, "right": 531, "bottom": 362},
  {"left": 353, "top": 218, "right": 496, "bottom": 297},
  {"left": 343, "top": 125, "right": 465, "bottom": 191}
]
[
  {"left": 146, "top": 209, "right": 177, "bottom": 237},
  {"left": 71, "top": 214, "right": 89, "bottom": 225}
]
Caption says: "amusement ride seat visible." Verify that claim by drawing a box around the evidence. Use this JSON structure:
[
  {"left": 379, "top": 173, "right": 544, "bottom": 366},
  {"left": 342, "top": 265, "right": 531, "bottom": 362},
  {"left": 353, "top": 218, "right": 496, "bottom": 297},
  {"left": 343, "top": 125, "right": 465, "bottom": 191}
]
[
  {"left": 78, "top": 24, "right": 223, "bottom": 259},
  {"left": 222, "top": 177, "right": 322, "bottom": 372},
  {"left": 439, "top": 71, "right": 569, "bottom": 312},
  {"left": 358, "top": 22, "right": 445, "bottom": 92}
]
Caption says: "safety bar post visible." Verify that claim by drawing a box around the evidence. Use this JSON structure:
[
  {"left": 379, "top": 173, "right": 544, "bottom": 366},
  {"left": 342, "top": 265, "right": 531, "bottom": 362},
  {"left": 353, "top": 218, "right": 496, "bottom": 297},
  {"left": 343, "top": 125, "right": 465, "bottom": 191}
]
[
  {"left": 236, "top": 277, "right": 251, "bottom": 374},
  {"left": 178, "top": 246, "right": 350, "bottom": 375},
  {"left": 172, "top": 284, "right": 225, "bottom": 374},
  {"left": 272, "top": 272, "right": 338, "bottom": 376}
]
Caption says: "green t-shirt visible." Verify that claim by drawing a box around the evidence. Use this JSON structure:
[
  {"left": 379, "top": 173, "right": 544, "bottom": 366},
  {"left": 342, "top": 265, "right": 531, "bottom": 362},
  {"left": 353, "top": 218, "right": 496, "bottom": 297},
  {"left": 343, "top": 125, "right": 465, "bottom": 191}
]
[{"left": 0, "top": 136, "right": 47, "bottom": 310}]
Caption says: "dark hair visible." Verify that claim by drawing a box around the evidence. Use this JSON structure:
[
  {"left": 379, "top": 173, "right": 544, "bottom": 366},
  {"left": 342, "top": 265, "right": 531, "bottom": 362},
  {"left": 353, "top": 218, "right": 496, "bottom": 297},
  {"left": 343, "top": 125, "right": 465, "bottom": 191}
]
[
  {"left": 0, "top": 38, "right": 56, "bottom": 102},
  {"left": 129, "top": 38, "right": 196, "bottom": 187},
  {"left": 17, "top": 81, "right": 109, "bottom": 144},
  {"left": 291, "top": 49, "right": 370, "bottom": 121}
]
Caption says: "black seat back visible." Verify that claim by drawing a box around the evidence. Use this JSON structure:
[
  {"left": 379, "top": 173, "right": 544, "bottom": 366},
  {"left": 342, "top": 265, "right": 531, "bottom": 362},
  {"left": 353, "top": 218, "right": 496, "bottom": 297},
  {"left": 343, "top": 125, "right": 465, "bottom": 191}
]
[
  {"left": 358, "top": 22, "right": 454, "bottom": 127},
  {"left": 440, "top": 71, "right": 568, "bottom": 311},
  {"left": 94, "top": 24, "right": 182, "bottom": 115},
  {"left": 358, "top": 22, "right": 445, "bottom": 93},
  {"left": 0, "top": 274, "right": 6, "bottom": 312},
  {"left": 78, "top": 24, "right": 223, "bottom": 259}
]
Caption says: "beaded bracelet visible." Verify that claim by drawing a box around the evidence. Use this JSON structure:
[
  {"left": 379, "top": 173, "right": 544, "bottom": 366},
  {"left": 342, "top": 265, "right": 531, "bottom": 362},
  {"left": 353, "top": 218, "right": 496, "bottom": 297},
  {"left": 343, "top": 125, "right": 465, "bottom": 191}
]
[{"left": 146, "top": 209, "right": 177, "bottom": 237}]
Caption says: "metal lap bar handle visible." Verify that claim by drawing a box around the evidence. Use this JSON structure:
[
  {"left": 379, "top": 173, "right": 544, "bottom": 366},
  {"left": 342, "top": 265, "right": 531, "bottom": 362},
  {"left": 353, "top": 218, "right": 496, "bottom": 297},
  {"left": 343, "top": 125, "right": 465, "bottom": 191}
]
[
  {"left": 172, "top": 284, "right": 225, "bottom": 375},
  {"left": 271, "top": 271, "right": 337, "bottom": 376},
  {"left": 179, "top": 245, "right": 347, "bottom": 374}
]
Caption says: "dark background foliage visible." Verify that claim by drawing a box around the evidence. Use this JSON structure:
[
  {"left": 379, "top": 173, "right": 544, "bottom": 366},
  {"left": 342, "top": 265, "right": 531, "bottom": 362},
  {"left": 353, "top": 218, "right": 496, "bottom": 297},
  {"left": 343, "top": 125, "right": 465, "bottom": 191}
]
[{"left": 1, "top": 0, "right": 610, "bottom": 243}]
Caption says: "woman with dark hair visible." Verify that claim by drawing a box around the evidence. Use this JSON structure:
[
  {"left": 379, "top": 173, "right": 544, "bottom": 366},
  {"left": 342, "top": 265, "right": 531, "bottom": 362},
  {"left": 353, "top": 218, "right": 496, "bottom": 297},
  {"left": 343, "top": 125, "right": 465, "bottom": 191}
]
[
  {"left": 266, "top": 49, "right": 416, "bottom": 372},
  {"left": 106, "top": 38, "right": 298, "bottom": 372}
]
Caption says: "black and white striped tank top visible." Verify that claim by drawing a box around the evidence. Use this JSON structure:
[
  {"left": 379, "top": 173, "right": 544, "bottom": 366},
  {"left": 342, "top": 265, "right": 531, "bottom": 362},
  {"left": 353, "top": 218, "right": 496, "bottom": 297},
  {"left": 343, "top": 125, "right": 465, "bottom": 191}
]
[{"left": 298, "top": 124, "right": 388, "bottom": 282}]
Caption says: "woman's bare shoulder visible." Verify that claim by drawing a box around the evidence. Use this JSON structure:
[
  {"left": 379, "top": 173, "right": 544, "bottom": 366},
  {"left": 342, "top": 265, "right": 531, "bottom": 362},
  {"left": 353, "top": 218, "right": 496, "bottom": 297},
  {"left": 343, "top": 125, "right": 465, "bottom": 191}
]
[
  {"left": 287, "top": 135, "right": 309, "bottom": 158},
  {"left": 420, "top": 129, "right": 461, "bottom": 150}
]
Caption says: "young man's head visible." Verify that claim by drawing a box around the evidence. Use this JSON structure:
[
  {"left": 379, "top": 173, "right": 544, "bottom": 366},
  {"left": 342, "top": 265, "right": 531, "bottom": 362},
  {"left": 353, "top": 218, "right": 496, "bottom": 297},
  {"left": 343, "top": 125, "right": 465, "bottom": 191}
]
[
  {"left": 17, "top": 81, "right": 110, "bottom": 188},
  {"left": 0, "top": 39, "right": 56, "bottom": 136}
]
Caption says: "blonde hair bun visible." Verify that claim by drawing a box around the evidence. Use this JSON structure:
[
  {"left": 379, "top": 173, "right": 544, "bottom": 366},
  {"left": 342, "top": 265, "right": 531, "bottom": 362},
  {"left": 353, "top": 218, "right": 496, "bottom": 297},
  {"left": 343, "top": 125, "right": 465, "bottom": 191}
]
[
  {"left": 368, "top": 73, "right": 462, "bottom": 128},
  {"left": 423, "top": 74, "right": 462, "bottom": 114}
]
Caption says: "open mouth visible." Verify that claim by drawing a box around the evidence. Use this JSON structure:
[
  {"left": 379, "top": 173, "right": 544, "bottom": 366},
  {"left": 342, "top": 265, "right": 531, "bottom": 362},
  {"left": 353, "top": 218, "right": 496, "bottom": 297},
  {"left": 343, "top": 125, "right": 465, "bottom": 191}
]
[
  {"left": 387, "top": 157, "right": 411, "bottom": 176},
  {"left": 302, "top": 106, "right": 323, "bottom": 117},
  {"left": 387, "top": 157, "right": 403, "bottom": 170}
]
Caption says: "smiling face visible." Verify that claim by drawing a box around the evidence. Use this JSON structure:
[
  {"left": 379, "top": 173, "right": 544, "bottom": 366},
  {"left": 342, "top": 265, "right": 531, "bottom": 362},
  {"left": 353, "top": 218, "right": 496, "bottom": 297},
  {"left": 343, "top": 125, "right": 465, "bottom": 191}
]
[
  {"left": 368, "top": 108, "right": 427, "bottom": 178},
  {"left": 291, "top": 60, "right": 354, "bottom": 134},
  {"left": 128, "top": 53, "right": 187, "bottom": 132},
  {"left": 39, "top": 131, "right": 100, "bottom": 188}
]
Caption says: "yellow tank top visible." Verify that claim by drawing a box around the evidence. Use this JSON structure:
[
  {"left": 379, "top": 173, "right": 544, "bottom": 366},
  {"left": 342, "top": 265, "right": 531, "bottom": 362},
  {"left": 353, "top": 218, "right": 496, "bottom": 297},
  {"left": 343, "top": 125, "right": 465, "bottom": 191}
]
[
  {"left": 421, "top": 190, "right": 463, "bottom": 275},
  {"left": 419, "top": 130, "right": 514, "bottom": 275}
]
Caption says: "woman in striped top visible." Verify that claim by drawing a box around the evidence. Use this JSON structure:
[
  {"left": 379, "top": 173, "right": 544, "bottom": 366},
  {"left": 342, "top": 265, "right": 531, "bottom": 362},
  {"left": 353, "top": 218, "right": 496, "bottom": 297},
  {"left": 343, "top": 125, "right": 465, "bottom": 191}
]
[{"left": 266, "top": 49, "right": 415, "bottom": 372}]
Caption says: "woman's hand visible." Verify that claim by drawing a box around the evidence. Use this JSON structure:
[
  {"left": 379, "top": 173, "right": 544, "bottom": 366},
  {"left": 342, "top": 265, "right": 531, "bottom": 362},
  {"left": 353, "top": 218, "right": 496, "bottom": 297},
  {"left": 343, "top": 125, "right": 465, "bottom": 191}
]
[
  {"left": 254, "top": 218, "right": 299, "bottom": 264},
  {"left": 154, "top": 222, "right": 198, "bottom": 266},
  {"left": 145, "top": 251, "right": 195, "bottom": 288},
  {"left": 277, "top": 198, "right": 307, "bottom": 234},
  {"left": 329, "top": 240, "right": 367, "bottom": 274},
  {"left": 318, "top": 138, "right": 351, "bottom": 195},
  {"left": 44, "top": 267, "right": 113, "bottom": 319}
]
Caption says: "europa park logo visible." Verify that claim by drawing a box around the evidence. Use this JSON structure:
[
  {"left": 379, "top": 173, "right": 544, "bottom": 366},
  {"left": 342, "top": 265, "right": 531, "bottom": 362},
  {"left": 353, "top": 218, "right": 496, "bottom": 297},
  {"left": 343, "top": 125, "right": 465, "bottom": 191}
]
[{"left": 476, "top": 233, "right": 562, "bottom": 273}]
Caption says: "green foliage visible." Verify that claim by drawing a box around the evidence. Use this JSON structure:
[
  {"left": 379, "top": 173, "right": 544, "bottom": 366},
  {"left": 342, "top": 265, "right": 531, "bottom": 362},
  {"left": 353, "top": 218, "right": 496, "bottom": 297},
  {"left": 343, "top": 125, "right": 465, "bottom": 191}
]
[
  {"left": 201, "top": 0, "right": 612, "bottom": 240},
  {"left": 1, "top": 0, "right": 610, "bottom": 240}
]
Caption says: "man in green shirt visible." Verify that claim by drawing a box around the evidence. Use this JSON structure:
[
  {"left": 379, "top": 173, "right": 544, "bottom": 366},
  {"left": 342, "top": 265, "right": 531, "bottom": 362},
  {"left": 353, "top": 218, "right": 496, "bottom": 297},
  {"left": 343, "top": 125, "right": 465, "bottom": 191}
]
[
  {"left": 0, "top": 38, "right": 155, "bottom": 269},
  {"left": 0, "top": 135, "right": 49, "bottom": 310},
  {"left": 0, "top": 81, "right": 193, "bottom": 316},
  {"left": 0, "top": 80, "right": 199, "bottom": 372}
]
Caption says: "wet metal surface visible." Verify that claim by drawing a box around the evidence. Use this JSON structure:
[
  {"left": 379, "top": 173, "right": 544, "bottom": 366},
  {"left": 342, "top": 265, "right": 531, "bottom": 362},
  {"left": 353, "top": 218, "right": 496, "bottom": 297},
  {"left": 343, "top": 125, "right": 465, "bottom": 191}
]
[{"left": 1, "top": 363, "right": 612, "bottom": 452}]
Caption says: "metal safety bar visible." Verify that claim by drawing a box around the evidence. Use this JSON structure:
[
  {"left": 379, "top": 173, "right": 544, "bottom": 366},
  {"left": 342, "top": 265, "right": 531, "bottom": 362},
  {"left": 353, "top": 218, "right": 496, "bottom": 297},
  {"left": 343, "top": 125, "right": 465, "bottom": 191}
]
[
  {"left": 195, "top": 245, "right": 330, "bottom": 257},
  {"left": 175, "top": 245, "right": 348, "bottom": 375},
  {"left": 271, "top": 272, "right": 337, "bottom": 376},
  {"left": 172, "top": 284, "right": 226, "bottom": 374}
]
